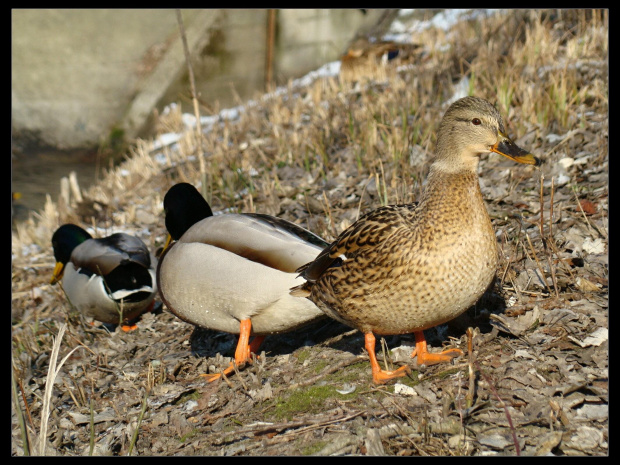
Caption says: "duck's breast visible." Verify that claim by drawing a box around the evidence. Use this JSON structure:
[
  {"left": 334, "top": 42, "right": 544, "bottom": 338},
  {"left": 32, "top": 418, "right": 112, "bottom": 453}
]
[{"left": 62, "top": 263, "right": 152, "bottom": 323}]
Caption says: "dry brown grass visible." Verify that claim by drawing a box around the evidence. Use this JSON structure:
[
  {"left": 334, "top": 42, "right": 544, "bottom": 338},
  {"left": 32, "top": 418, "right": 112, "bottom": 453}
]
[{"left": 12, "top": 9, "right": 607, "bottom": 456}]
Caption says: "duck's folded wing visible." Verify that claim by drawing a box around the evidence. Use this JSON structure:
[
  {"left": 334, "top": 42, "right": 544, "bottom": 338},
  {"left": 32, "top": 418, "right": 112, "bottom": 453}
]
[
  {"left": 299, "top": 204, "right": 417, "bottom": 282},
  {"left": 180, "top": 214, "right": 327, "bottom": 273},
  {"left": 246, "top": 213, "right": 329, "bottom": 249},
  {"left": 71, "top": 234, "right": 152, "bottom": 275}
]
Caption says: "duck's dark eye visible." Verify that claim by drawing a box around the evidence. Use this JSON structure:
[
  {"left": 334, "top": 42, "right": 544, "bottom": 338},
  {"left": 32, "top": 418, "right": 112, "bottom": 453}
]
[{"left": 472, "top": 118, "right": 482, "bottom": 125}]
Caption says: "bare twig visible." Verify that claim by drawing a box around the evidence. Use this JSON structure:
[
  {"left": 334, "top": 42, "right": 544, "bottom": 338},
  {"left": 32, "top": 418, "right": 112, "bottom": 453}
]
[
  {"left": 89, "top": 398, "right": 95, "bottom": 456},
  {"left": 523, "top": 229, "right": 554, "bottom": 296},
  {"left": 475, "top": 361, "right": 521, "bottom": 456},
  {"left": 466, "top": 328, "right": 476, "bottom": 409},
  {"left": 571, "top": 184, "right": 606, "bottom": 239},
  {"left": 176, "top": 9, "right": 207, "bottom": 198},
  {"left": 287, "top": 355, "right": 367, "bottom": 391},
  {"left": 538, "top": 171, "right": 545, "bottom": 241},
  {"left": 230, "top": 410, "right": 365, "bottom": 438},
  {"left": 12, "top": 367, "right": 30, "bottom": 456},
  {"left": 318, "top": 328, "right": 359, "bottom": 347},
  {"left": 15, "top": 371, "right": 35, "bottom": 430},
  {"left": 265, "top": 9, "right": 276, "bottom": 91},
  {"left": 539, "top": 174, "right": 559, "bottom": 298}
]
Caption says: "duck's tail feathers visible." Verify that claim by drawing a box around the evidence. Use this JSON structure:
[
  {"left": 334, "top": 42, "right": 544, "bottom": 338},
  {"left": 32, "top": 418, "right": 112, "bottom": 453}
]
[{"left": 290, "top": 282, "right": 311, "bottom": 297}]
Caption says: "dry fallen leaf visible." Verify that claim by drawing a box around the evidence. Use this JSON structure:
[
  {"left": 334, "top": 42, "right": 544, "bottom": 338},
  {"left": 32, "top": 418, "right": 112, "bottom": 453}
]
[{"left": 578, "top": 199, "right": 597, "bottom": 215}]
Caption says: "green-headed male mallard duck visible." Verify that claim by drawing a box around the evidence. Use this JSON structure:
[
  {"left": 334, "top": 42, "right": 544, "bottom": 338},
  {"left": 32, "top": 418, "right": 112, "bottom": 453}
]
[
  {"left": 157, "top": 183, "right": 329, "bottom": 382},
  {"left": 50, "top": 224, "right": 157, "bottom": 329},
  {"left": 291, "top": 96, "right": 540, "bottom": 384}
]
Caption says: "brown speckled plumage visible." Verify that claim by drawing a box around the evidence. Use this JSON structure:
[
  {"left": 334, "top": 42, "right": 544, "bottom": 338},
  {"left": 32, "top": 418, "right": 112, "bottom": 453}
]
[{"left": 292, "top": 96, "right": 540, "bottom": 384}]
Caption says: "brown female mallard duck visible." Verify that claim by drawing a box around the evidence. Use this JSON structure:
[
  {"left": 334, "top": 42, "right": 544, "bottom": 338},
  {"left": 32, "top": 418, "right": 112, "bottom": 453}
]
[
  {"left": 50, "top": 224, "right": 157, "bottom": 329},
  {"left": 292, "top": 96, "right": 540, "bottom": 384},
  {"left": 157, "top": 183, "right": 328, "bottom": 382}
]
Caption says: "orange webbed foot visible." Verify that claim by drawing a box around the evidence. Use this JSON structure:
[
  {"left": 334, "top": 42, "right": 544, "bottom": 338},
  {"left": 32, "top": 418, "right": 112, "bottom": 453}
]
[
  {"left": 203, "top": 319, "right": 265, "bottom": 383},
  {"left": 202, "top": 364, "right": 236, "bottom": 383},
  {"left": 365, "top": 332, "right": 412, "bottom": 385},
  {"left": 411, "top": 331, "right": 463, "bottom": 366},
  {"left": 371, "top": 365, "right": 411, "bottom": 385},
  {"left": 120, "top": 323, "right": 139, "bottom": 332}
]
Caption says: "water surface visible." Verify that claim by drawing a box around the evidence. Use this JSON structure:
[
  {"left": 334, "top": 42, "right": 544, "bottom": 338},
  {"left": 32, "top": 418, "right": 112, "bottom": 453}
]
[{"left": 12, "top": 149, "right": 102, "bottom": 226}]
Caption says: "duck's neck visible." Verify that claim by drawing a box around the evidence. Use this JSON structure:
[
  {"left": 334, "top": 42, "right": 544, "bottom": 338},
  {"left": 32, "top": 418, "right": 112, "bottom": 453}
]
[{"left": 417, "top": 163, "right": 488, "bottom": 224}]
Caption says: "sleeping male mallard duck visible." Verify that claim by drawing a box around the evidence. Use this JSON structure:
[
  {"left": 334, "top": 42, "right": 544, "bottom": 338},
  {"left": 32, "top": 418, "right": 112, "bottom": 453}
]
[
  {"left": 291, "top": 96, "right": 540, "bottom": 384},
  {"left": 50, "top": 224, "right": 157, "bottom": 329},
  {"left": 157, "top": 183, "right": 328, "bottom": 382}
]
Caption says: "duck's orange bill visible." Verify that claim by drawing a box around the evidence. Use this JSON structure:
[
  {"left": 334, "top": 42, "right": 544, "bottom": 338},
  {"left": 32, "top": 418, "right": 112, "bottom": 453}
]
[
  {"left": 491, "top": 131, "right": 540, "bottom": 166},
  {"left": 50, "top": 262, "right": 65, "bottom": 285}
]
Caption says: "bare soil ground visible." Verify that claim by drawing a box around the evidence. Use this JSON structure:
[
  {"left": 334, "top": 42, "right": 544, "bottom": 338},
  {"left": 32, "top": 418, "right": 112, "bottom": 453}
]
[{"left": 12, "top": 10, "right": 608, "bottom": 456}]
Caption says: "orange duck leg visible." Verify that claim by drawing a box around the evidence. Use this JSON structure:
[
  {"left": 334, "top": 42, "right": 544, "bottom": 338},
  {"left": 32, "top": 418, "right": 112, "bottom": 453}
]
[
  {"left": 365, "top": 332, "right": 411, "bottom": 385},
  {"left": 410, "top": 331, "right": 463, "bottom": 366},
  {"left": 204, "top": 319, "right": 265, "bottom": 382}
]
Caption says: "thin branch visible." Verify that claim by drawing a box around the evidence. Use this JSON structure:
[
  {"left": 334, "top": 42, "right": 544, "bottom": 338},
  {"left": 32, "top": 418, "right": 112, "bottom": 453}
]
[
  {"left": 475, "top": 361, "right": 521, "bottom": 456},
  {"left": 176, "top": 9, "right": 207, "bottom": 198}
]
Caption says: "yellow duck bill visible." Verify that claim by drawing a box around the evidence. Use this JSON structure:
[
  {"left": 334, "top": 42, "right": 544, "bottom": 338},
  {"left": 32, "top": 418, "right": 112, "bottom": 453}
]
[{"left": 491, "top": 131, "right": 540, "bottom": 166}]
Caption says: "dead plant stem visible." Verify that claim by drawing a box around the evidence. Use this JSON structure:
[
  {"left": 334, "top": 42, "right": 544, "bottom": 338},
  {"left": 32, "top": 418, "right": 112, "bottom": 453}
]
[
  {"left": 176, "top": 9, "right": 207, "bottom": 198},
  {"left": 524, "top": 231, "right": 554, "bottom": 296},
  {"left": 89, "top": 398, "right": 95, "bottom": 456},
  {"left": 127, "top": 388, "right": 150, "bottom": 456},
  {"left": 322, "top": 191, "right": 338, "bottom": 238},
  {"left": 37, "top": 324, "right": 82, "bottom": 456},
  {"left": 15, "top": 371, "right": 35, "bottom": 429},
  {"left": 571, "top": 184, "right": 605, "bottom": 239},
  {"left": 466, "top": 328, "right": 475, "bottom": 409},
  {"left": 12, "top": 368, "right": 30, "bottom": 456},
  {"left": 475, "top": 361, "right": 521, "bottom": 456},
  {"left": 539, "top": 174, "right": 559, "bottom": 298}
]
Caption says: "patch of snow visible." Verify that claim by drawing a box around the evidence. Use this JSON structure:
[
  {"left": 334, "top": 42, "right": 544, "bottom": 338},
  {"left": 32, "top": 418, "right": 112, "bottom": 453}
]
[
  {"left": 181, "top": 113, "right": 196, "bottom": 128},
  {"left": 292, "top": 61, "right": 341, "bottom": 89},
  {"left": 153, "top": 152, "right": 168, "bottom": 166},
  {"left": 388, "top": 19, "right": 408, "bottom": 34},
  {"left": 392, "top": 9, "right": 498, "bottom": 36},
  {"left": 152, "top": 132, "right": 181, "bottom": 150},
  {"left": 445, "top": 76, "right": 470, "bottom": 106},
  {"left": 158, "top": 9, "right": 507, "bottom": 164}
]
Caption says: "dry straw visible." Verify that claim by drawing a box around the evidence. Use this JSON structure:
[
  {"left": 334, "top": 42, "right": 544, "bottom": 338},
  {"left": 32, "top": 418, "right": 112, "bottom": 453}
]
[{"left": 35, "top": 323, "right": 83, "bottom": 456}]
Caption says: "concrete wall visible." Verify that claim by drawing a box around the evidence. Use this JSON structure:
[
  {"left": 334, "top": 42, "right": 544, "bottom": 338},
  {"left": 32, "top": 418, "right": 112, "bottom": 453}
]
[
  {"left": 12, "top": 9, "right": 388, "bottom": 151},
  {"left": 159, "top": 9, "right": 269, "bottom": 113},
  {"left": 12, "top": 9, "right": 200, "bottom": 149},
  {"left": 277, "top": 9, "right": 379, "bottom": 78}
]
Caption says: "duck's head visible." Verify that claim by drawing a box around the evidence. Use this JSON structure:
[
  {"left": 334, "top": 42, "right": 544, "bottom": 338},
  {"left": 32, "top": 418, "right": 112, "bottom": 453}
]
[
  {"left": 435, "top": 96, "right": 540, "bottom": 171},
  {"left": 162, "top": 183, "right": 213, "bottom": 251},
  {"left": 50, "top": 224, "right": 92, "bottom": 284}
]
